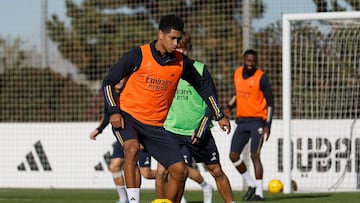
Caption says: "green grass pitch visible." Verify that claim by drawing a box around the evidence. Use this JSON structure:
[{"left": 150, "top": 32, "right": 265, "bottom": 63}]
[{"left": 0, "top": 188, "right": 359, "bottom": 203}]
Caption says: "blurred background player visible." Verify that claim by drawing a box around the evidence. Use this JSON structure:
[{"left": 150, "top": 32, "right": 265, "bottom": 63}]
[
  {"left": 90, "top": 128, "right": 157, "bottom": 203},
  {"left": 224, "top": 49, "right": 274, "bottom": 201},
  {"left": 158, "top": 32, "right": 234, "bottom": 203},
  {"left": 138, "top": 146, "right": 157, "bottom": 180},
  {"left": 90, "top": 81, "right": 128, "bottom": 203},
  {"left": 179, "top": 146, "right": 213, "bottom": 203},
  {"left": 90, "top": 80, "right": 156, "bottom": 203},
  {"left": 90, "top": 125, "right": 128, "bottom": 203}
]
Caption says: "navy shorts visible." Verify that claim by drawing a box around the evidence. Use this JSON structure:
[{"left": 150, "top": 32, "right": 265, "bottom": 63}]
[
  {"left": 230, "top": 119, "right": 265, "bottom": 154},
  {"left": 171, "top": 130, "right": 221, "bottom": 165},
  {"left": 138, "top": 149, "right": 152, "bottom": 168},
  {"left": 180, "top": 144, "right": 193, "bottom": 167},
  {"left": 117, "top": 112, "right": 184, "bottom": 169},
  {"left": 111, "top": 141, "right": 124, "bottom": 159}
]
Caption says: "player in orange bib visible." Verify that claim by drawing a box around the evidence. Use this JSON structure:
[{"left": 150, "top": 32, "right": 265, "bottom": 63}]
[
  {"left": 102, "top": 14, "right": 230, "bottom": 203},
  {"left": 156, "top": 32, "right": 234, "bottom": 203},
  {"left": 224, "top": 49, "right": 274, "bottom": 201}
]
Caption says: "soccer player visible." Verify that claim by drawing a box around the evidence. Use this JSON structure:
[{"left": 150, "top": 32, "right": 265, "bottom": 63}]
[
  {"left": 159, "top": 32, "right": 235, "bottom": 203},
  {"left": 90, "top": 81, "right": 156, "bottom": 203},
  {"left": 90, "top": 123, "right": 128, "bottom": 203},
  {"left": 138, "top": 146, "right": 157, "bottom": 180},
  {"left": 156, "top": 144, "right": 213, "bottom": 203},
  {"left": 224, "top": 49, "right": 274, "bottom": 201},
  {"left": 90, "top": 81, "right": 128, "bottom": 203},
  {"left": 90, "top": 116, "right": 157, "bottom": 203},
  {"left": 102, "top": 14, "right": 230, "bottom": 203}
]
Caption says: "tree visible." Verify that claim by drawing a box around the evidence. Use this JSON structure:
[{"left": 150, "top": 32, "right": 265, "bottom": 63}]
[
  {"left": 0, "top": 35, "right": 93, "bottom": 122},
  {"left": 0, "top": 36, "right": 27, "bottom": 73},
  {"left": 46, "top": 0, "right": 266, "bottom": 111},
  {"left": 0, "top": 66, "right": 91, "bottom": 122},
  {"left": 312, "top": 0, "right": 360, "bottom": 12},
  {"left": 45, "top": 0, "right": 267, "bottom": 78},
  {"left": 46, "top": 0, "right": 156, "bottom": 81}
]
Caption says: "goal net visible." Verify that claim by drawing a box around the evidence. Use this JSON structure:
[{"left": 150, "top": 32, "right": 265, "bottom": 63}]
[{"left": 282, "top": 12, "right": 360, "bottom": 193}]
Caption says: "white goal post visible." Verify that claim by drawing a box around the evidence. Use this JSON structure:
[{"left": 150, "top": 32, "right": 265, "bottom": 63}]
[{"left": 282, "top": 11, "right": 360, "bottom": 194}]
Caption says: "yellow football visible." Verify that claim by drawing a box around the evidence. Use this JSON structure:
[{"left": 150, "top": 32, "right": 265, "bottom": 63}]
[
  {"left": 268, "top": 179, "right": 283, "bottom": 193},
  {"left": 151, "top": 199, "right": 173, "bottom": 203}
]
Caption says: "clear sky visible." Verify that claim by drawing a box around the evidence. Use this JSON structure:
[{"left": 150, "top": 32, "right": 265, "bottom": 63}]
[
  {"left": 3, "top": 0, "right": 357, "bottom": 49},
  {"left": 0, "top": 0, "right": 64, "bottom": 47}
]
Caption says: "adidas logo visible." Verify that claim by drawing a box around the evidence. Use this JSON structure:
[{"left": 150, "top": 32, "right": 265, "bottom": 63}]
[
  {"left": 17, "top": 140, "right": 52, "bottom": 171},
  {"left": 94, "top": 151, "right": 111, "bottom": 171}
]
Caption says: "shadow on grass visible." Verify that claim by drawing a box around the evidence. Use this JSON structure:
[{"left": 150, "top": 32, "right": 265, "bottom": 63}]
[
  {"left": 186, "top": 194, "right": 333, "bottom": 203},
  {"left": 267, "top": 193, "right": 333, "bottom": 201}
]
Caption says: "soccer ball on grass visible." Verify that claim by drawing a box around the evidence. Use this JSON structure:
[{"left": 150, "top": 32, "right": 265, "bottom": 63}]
[
  {"left": 268, "top": 179, "right": 283, "bottom": 193},
  {"left": 151, "top": 199, "right": 172, "bottom": 203},
  {"left": 268, "top": 179, "right": 298, "bottom": 193}
]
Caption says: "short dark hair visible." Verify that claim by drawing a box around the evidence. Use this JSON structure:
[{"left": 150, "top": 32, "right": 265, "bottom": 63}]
[
  {"left": 159, "top": 14, "right": 184, "bottom": 33},
  {"left": 243, "top": 49, "right": 257, "bottom": 58}
]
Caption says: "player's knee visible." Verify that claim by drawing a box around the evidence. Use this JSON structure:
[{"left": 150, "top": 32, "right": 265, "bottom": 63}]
[
  {"left": 157, "top": 169, "right": 167, "bottom": 178},
  {"left": 207, "top": 164, "right": 224, "bottom": 178},
  {"left": 229, "top": 152, "right": 240, "bottom": 163},
  {"left": 140, "top": 168, "right": 153, "bottom": 179},
  {"left": 109, "top": 164, "right": 120, "bottom": 172},
  {"left": 168, "top": 162, "right": 188, "bottom": 181},
  {"left": 156, "top": 164, "right": 168, "bottom": 180},
  {"left": 109, "top": 159, "right": 123, "bottom": 172},
  {"left": 250, "top": 153, "right": 261, "bottom": 162},
  {"left": 123, "top": 142, "right": 140, "bottom": 159}
]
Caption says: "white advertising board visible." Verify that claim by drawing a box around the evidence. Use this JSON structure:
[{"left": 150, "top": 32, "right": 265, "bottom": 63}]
[{"left": 0, "top": 120, "right": 359, "bottom": 191}]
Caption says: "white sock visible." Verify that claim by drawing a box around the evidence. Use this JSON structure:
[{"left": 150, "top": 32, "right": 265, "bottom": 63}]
[
  {"left": 180, "top": 195, "right": 187, "bottom": 203},
  {"left": 241, "top": 171, "right": 256, "bottom": 187},
  {"left": 116, "top": 185, "right": 128, "bottom": 202},
  {"left": 204, "top": 185, "right": 213, "bottom": 194},
  {"left": 255, "top": 179, "right": 263, "bottom": 197},
  {"left": 200, "top": 181, "right": 210, "bottom": 189},
  {"left": 127, "top": 188, "right": 140, "bottom": 203}
]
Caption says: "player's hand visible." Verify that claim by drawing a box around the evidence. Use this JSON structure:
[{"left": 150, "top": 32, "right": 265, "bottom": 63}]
[
  {"left": 218, "top": 117, "right": 231, "bottom": 134},
  {"left": 89, "top": 129, "right": 99, "bottom": 140},
  {"left": 223, "top": 106, "right": 232, "bottom": 118},
  {"left": 110, "top": 113, "right": 124, "bottom": 129},
  {"left": 191, "top": 133, "right": 200, "bottom": 145},
  {"left": 263, "top": 127, "right": 270, "bottom": 141}
]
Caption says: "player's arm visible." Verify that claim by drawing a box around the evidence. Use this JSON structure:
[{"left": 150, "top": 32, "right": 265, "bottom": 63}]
[
  {"left": 89, "top": 106, "right": 111, "bottom": 140},
  {"left": 98, "top": 111, "right": 110, "bottom": 134},
  {"left": 192, "top": 66, "right": 216, "bottom": 143},
  {"left": 260, "top": 73, "right": 274, "bottom": 140},
  {"left": 102, "top": 47, "right": 141, "bottom": 128},
  {"left": 181, "top": 57, "right": 223, "bottom": 120},
  {"left": 223, "top": 70, "right": 236, "bottom": 118},
  {"left": 182, "top": 57, "right": 230, "bottom": 134},
  {"left": 224, "top": 95, "right": 236, "bottom": 118}
]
